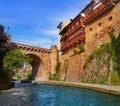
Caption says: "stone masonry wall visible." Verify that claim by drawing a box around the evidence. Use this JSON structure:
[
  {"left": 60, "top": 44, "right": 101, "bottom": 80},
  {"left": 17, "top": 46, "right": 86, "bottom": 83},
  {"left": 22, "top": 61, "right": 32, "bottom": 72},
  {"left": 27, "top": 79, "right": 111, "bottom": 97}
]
[
  {"left": 36, "top": 53, "right": 51, "bottom": 81},
  {"left": 59, "top": 2, "right": 120, "bottom": 83},
  {"left": 65, "top": 53, "right": 86, "bottom": 82},
  {"left": 22, "top": 51, "right": 51, "bottom": 81},
  {"left": 85, "top": 2, "right": 120, "bottom": 56},
  {"left": 50, "top": 45, "right": 58, "bottom": 74}
]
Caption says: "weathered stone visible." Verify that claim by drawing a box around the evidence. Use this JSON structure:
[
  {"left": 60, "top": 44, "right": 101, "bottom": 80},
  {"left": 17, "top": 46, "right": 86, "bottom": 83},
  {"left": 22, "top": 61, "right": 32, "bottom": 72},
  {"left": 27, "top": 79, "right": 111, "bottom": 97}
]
[
  {"left": 12, "top": 43, "right": 58, "bottom": 81},
  {"left": 58, "top": 2, "right": 120, "bottom": 83}
]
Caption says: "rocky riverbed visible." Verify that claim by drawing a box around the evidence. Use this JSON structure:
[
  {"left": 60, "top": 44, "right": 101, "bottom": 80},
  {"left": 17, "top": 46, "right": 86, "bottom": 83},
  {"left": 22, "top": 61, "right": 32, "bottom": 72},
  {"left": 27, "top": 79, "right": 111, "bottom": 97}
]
[
  {"left": 0, "top": 88, "right": 29, "bottom": 106},
  {"left": 0, "top": 84, "right": 31, "bottom": 106}
]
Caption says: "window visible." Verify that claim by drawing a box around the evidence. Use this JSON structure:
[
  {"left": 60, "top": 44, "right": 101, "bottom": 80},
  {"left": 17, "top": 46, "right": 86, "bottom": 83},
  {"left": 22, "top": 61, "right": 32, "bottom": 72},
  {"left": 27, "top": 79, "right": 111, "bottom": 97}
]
[
  {"left": 109, "top": 26, "right": 111, "bottom": 30},
  {"left": 108, "top": 16, "right": 113, "bottom": 21},
  {"left": 98, "top": 22, "right": 102, "bottom": 27},
  {"left": 89, "top": 28, "right": 92, "bottom": 31}
]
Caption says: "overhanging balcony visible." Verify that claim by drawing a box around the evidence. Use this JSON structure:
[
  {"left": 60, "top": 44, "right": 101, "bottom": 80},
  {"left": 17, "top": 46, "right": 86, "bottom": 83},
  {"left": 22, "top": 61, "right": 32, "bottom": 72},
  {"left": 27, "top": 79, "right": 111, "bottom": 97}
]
[
  {"left": 84, "top": 1, "right": 114, "bottom": 24},
  {"left": 68, "top": 34, "right": 85, "bottom": 46}
]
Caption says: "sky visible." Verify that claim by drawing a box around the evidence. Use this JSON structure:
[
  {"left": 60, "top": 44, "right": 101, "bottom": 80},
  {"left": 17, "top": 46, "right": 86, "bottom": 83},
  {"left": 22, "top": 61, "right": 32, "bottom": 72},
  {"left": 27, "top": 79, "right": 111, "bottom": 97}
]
[{"left": 0, "top": 0, "right": 90, "bottom": 48}]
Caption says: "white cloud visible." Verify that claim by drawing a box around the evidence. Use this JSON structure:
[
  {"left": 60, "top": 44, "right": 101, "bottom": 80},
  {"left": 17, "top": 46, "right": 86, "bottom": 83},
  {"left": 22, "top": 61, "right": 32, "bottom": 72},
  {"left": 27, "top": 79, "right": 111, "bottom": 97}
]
[
  {"left": 40, "top": 29, "right": 58, "bottom": 36},
  {"left": 33, "top": 28, "right": 58, "bottom": 37}
]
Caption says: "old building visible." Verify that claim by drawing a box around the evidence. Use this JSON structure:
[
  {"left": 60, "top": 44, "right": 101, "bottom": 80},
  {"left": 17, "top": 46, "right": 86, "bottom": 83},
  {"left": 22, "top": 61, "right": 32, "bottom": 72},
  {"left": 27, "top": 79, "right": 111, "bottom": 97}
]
[
  {"left": 57, "top": 15, "right": 85, "bottom": 55},
  {"left": 57, "top": 20, "right": 71, "bottom": 51},
  {"left": 83, "top": 0, "right": 120, "bottom": 55},
  {"left": 57, "top": 0, "right": 120, "bottom": 82},
  {"left": 57, "top": 0, "right": 119, "bottom": 55}
]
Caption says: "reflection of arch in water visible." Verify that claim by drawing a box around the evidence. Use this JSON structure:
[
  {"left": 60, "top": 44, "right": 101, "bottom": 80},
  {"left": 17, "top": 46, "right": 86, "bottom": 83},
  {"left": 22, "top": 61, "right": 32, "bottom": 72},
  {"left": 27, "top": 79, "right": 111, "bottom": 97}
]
[{"left": 27, "top": 54, "right": 44, "bottom": 80}]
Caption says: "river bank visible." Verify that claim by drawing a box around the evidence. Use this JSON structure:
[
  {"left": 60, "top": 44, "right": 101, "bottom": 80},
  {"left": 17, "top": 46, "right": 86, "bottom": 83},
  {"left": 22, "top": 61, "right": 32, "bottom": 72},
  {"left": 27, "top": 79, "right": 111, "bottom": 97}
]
[
  {"left": 0, "top": 81, "right": 31, "bottom": 106},
  {"left": 0, "top": 81, "right": 120, "bottom": 106},
  {"left": 33, "top": 81, "right": 120, "bottom": 96},
  {"left": 0, "top": 87, "right": 31, "bottom": 106}
]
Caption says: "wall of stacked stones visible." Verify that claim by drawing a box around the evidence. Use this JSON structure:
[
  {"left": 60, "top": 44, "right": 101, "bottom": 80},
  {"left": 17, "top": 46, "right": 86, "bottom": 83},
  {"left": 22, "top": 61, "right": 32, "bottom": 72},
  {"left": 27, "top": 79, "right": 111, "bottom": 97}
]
[{"left": 59, "top": 2, "right": 120, "bottom": 82}]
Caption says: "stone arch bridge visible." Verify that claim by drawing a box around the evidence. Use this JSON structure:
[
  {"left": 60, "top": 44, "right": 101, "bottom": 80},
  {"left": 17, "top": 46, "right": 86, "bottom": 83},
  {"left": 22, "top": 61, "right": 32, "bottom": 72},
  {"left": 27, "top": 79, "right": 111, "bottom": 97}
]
[{"left": 11, "top": 42, "right": 58, "bottom": 81}]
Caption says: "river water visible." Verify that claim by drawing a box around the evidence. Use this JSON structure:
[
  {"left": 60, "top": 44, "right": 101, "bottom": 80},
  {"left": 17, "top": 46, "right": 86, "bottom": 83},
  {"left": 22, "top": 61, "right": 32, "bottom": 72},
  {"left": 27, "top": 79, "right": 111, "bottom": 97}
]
[{"left": 0, "top": 83, "right": 120, "bottom": 106}]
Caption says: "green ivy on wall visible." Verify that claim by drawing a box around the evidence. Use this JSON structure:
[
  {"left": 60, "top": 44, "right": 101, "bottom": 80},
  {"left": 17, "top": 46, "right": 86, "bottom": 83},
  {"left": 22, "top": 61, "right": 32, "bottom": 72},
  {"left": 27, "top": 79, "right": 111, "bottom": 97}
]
[
  {"left": 49, "top": 62, "right": 61, "bottom": 80},
  {"left": 83, "top": 28, "right": 120, "bottom": 85}
]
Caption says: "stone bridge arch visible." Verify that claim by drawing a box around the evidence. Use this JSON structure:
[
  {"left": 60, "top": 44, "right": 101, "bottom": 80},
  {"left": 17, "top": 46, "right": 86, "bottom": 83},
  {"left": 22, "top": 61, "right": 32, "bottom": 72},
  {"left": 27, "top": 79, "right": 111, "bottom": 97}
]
[
  {"left": 11, "top": 42, "right": 58, "bottom": 81},
  {"left": 27, "top": 53, "right": 42, "bottom": 80},
  {"left": 11, "top": 43, "right": 52, "bottom": 81}
]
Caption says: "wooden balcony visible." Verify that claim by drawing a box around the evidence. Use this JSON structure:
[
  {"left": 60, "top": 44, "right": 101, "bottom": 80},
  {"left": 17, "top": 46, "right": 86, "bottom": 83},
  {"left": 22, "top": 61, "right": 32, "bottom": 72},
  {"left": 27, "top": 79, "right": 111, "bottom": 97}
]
[
  {"left": 67, "top": 22, "right": 83, "bottom": 36},
  {"left": 68, "top": 33, "right": 85, "bottom": 46},
  {"left": 61, "top": 43, "right": 69, "bottom": 51},
  {"left": 84, "top": 0, "right": 115, "bottom": 24},
  {"left": 60, "top": 32, "right": 85, "bottom": 51}
]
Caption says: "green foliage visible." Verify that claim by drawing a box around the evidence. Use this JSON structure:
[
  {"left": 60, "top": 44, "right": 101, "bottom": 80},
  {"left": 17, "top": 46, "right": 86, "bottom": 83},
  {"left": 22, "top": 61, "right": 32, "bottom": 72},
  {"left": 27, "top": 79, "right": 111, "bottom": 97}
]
[
  {"left": 88, "top": 52, "right": 94, "bottom": 61},
  {"left": 49, "top": 74, "right": 56, "bottom": 80},
  {"left": 73, "top": 44, "right": 85, "bottom": 55},
  {"left": 73, "top": 49, "right": 79, "bottom": 55},
  {"left": 88, "top": 43, "right": 113, "bottom": 61},
  {"left": 49, "top": 62, "right": 61, "bottom": 80},
  {"left": 55, "top": 62, "right": 61, "bottom": 73},
  {"left": 83, "top": 28, "right": 120, "bottom": 85},
  {"left": 3, "top": 49, "right": 32, "bottom": 71},
  {"left": 78, "top": 44, "right": 85, "bottom": 53},
  {"left": 0, "top": 31, "right": 10, "bottom": 79},
  {"left": 109, "top": 70, "right": 120, "bottom": 85},
  {"left": 109, "top": 29, "right": 120, "bottom": 76},
  {"left": 81, "top": 77, "right": 108, "bottom": 85}
]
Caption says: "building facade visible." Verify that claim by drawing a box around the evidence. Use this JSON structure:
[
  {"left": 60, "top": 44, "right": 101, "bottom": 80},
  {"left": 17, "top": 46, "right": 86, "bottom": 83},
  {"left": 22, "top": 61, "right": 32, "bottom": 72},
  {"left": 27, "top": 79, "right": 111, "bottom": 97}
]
[
  {"left": 58, "top": 0, "right": 119, "bottom": 55},
  {"left": 57, "top": 0, "right": 120, "bottom": 82}
]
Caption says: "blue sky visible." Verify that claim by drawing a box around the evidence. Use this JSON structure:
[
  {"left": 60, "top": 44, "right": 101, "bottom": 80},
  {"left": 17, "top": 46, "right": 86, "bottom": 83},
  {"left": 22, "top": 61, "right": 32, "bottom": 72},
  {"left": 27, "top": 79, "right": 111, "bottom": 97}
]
[{"left": 0, "top": 0, "right": 90, "bottom": 48}]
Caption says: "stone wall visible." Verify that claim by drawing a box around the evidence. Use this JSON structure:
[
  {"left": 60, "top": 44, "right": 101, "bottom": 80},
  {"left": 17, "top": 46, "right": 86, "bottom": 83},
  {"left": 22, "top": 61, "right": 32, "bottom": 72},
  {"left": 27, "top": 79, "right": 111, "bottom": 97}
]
[
  {"left": 58, "top": 47, "right": 87, "bottom": 82},
  {"left": 65, "top": 53, "right": 86, "bottom": 82},
  {"left": 50, "top": 45, "right": 58, "bottom": 74},
  {"left": 85, "top": 2, "right": 120, "bottom": 56},
  {"left": 58, "top": 2, "right": 120, "bottom": 83},
  {"left": 81, "top": 53, "right": 109, "bottom": 83}
]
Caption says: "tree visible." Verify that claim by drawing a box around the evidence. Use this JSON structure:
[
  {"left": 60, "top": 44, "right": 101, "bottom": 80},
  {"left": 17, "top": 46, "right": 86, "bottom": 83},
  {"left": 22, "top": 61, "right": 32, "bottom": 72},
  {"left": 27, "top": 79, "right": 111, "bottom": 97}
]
[
  {"left": 3, "top": 49, "right": 32, "bottom": 72},
  {"left": 0, "top": 25, "right": 10, "bottom": 77}
]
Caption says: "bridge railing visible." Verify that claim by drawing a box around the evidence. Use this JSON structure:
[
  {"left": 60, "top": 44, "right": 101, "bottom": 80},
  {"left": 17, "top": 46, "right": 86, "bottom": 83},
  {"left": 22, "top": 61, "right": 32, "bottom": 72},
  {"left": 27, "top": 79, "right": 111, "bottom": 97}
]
[{"left": 12, "top": 40, "right": 50, "bottom": 49}]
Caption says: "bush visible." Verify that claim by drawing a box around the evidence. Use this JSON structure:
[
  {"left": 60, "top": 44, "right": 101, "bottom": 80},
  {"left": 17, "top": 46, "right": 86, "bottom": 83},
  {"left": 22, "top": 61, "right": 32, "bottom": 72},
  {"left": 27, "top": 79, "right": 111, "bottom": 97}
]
[
  {"left": 110, "top": 70, "right": 120, "bottom": 85},
  {"left": 73, "top": 44, "right": 85, "bottom": 55},
  {"left": 49, "top": 74, "right": 56, "bottom": 80}
]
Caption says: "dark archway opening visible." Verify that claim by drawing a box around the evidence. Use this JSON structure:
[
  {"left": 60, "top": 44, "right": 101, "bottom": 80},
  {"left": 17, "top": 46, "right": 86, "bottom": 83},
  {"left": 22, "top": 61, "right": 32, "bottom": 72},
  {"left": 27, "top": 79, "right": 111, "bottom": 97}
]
[{"left": 27, "top": 54, "right": 41, "bottom": 80}]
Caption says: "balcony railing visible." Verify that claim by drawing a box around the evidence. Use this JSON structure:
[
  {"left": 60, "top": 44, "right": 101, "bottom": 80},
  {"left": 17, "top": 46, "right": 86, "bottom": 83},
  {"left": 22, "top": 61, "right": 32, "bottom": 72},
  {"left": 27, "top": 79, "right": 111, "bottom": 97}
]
[
  {"left": 84, "top": 0, "right": 115, "bottom": 24},
  {"left": 69, "top": 34, "right": 85, "bottom": 46}
]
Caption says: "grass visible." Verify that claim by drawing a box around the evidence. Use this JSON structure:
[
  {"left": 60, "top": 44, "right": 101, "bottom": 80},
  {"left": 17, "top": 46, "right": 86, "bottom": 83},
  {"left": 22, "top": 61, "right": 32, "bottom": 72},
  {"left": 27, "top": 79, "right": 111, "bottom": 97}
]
[{"left": 109, "top": 70, "right": 120, "bottom": 85}]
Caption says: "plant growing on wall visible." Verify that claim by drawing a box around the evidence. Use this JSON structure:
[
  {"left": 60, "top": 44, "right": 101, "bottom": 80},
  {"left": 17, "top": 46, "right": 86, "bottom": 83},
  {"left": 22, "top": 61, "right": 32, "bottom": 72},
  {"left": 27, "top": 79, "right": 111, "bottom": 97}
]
[
  {"left": 73, "top": 44, "right": 85, "bottom": 55},
  {"left": 49, "top": 62, "right": 61, "bottom": 80},
  {"left": 108, "top": 29, "right": 120, "bottom": 85},
  {"left": 109, "top": 29, "right": 120, "bottom": 74},
  {"left": 83, "top": 28, "right": 120, "bottom": 85},
  {"left": 3, "top": 49, "right": 32, "bottom": 77}
]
